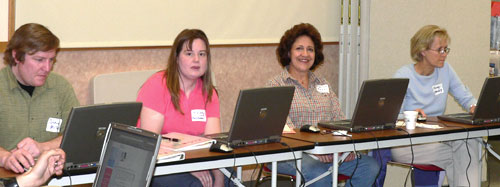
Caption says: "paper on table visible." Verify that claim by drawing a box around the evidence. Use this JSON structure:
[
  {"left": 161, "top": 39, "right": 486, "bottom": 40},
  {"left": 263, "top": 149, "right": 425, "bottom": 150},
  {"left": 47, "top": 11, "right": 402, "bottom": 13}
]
[
  {"left": 395, "top": 120, "right": 443, "bottom": 129},
  {"left": 282, "top": 124, "right": 296, "bottom": 134}
]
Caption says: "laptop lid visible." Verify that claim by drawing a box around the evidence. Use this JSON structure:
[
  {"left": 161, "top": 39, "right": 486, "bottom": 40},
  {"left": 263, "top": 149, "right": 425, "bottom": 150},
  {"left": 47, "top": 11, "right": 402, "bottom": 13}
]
[
  {"left": 60, "top": 102, "right": 142, "bottom": 171},
  {"left": 225, "top": 86, "right": 295, "bottom": 147},
  {"left": 438, "top": 77, "right": 500, "bottom": 124},
  {"left": 319, "top": 78, "right": 409, "bottom": 132},
  {"left": 93, "top": 123, "right": 161, "bottom": 187}
]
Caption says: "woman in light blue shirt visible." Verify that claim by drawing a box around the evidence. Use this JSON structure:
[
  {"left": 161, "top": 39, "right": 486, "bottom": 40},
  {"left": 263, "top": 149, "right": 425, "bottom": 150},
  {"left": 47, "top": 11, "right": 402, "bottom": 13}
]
[{"left": 391, "top": 25, "right": 480, "bottom": 187}]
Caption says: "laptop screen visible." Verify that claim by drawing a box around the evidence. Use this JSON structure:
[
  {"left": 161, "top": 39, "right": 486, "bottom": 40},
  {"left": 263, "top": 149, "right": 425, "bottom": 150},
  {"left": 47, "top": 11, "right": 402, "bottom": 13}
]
[
  {"left": 94, "top": 123, "right": 160, "bottom": 187},
  {"left": 226, "top": 86, "right": 295, "bottom": 147},
  {"left": 60, "top": 102, "right": 142, "bottom": 171}
]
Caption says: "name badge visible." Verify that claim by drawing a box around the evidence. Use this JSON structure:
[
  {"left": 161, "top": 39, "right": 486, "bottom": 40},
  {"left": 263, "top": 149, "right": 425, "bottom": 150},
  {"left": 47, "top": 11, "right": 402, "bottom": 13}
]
[
  {"left": 316, "top": 84, "right": 330, "bottom": 93},
  {"left": 432, "top": 83, "right": 444, "bottom": 96},
  {"left": 191, "top": 109, "right": 207, "bottom": 122},
  {"left": 46, "top": 117, "right": 62, "bottom": 133}
]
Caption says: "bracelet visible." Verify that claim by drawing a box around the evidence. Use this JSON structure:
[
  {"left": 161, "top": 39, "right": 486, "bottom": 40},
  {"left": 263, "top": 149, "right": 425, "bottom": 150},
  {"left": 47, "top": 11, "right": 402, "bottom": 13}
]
[
  {"left": 470, "top": 103, "right": 477, "bottom": 109},
  {"left": 2, "top": 178, "right": 19, "bottom": 187}
]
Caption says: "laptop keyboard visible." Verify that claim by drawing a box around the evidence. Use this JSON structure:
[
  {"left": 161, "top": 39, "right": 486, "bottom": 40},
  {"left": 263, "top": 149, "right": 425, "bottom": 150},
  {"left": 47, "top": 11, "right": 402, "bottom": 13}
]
[
  {"left": 448, "top": 113, "right": 473, "bottom": 119},
  {"left": 205, "top": 132, "right": 229, "bottom": 140}
]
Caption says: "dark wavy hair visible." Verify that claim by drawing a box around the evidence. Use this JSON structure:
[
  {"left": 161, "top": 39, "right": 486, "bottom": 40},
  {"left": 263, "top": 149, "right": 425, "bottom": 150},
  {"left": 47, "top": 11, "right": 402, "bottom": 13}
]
[
  {"left": 4, "top": 23, "right": 60, "bottom": 66},
  {"left": 276, "top": 23, "right": 324, "bottom": 71}
]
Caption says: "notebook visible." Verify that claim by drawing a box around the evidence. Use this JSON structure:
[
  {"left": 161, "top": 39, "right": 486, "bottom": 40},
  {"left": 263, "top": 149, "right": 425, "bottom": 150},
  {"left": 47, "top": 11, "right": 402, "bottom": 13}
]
[
  {"left": 318, "top": 78, "right": 409, "bottom": 132},
  {"left": 93, "top": 122, "right": 161, "bottom": 187},
  {"left": 438, "top": 77, "right": 500, "bottom": 125},
  {"left": 206, "top": 86, "right": 295, "bottom": 148},
  {"left": 60, "top": 102, "right": 142, "bottom": 173}
]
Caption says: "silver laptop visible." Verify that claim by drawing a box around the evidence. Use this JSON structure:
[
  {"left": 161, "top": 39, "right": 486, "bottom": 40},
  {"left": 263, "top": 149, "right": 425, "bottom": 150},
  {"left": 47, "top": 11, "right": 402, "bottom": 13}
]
[
  {"left": 93, "top": 123, "right": 161, "bottom": 187},
  {"left": 318, "top": 78, "right": 409, "bottom": 132},
  {"left": 438, "top": 77, "right": 500, "bottom": 125},
  {"left": 206, "top": 86, "right": 295, "bottom": 147},
  {"left": 60, "top": 102, "right": 142, "bottom": 173}
]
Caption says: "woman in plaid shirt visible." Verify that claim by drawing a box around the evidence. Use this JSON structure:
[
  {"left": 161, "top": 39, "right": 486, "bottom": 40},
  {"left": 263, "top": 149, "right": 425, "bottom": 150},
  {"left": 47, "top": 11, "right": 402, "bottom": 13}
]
[{"left": 267, "top": 23, "right": 380, "bottom": 187}]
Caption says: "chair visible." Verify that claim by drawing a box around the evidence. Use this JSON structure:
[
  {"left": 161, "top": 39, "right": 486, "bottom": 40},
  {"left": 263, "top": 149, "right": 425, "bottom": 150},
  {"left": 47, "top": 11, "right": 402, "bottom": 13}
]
[
  {"left": 90, "top": 70, "right": 160, "bottom": 104},
  {"left": 372, "top": 148, "right": 444, "bottom": 187},
  {"left": 90, "top": 70, "right": 218, "bottom": 104},
  {"left": 384, "top": 162, "right": 444, "bottom": 187},
  {"left": 256, "top": 164, "right": 350, "bottom": 186}
]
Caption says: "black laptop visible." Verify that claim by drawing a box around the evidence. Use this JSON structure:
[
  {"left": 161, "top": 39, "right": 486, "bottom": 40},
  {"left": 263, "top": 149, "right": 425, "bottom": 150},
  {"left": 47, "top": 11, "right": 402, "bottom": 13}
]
[
  {"left": 206, "top": 86, "right": 295, "bottom": 148},
  {"left": 318, "top": 78, "right": 409, "bottom": 132},
  {"left": 93, "top": 123, "right": 161, "bottom": 187},
  {"left": 438, "top": 77, "right": 500, "bottom": 125},
  {"left": 60, "top": 102, "right": 142, "bottom": 173}
]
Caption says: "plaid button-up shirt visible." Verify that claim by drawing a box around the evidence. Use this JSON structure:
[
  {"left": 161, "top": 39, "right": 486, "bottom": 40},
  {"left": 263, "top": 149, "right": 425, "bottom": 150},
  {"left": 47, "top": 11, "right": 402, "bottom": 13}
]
[{"left": 267, "top": 68, "right": 344, "bottom": 129}]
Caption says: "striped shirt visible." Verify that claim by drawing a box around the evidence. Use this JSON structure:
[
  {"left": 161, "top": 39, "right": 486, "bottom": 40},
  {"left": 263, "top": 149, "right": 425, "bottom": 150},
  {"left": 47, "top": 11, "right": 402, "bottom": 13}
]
[{"left": 267, "top": 68, "right": 344, "bottom": 128}]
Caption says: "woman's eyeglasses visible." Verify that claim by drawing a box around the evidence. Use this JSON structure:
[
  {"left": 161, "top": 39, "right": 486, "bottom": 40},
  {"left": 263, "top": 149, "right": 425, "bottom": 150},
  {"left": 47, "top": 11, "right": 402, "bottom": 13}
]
[{"left": 428, "top": 47, "right": 450, "bottom": 54}]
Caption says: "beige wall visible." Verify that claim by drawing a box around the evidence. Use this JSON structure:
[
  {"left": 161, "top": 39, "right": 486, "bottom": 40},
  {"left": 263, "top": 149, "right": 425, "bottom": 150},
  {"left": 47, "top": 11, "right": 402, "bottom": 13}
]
[
  {"left": 369, "top": 0, "right": 490, "bottom": 114},
  {"left": 0, "top": 44, "right": 340, "bottom": 133},
  {"left": 0, "top": 44, "right": 339, "bottom": 181}
]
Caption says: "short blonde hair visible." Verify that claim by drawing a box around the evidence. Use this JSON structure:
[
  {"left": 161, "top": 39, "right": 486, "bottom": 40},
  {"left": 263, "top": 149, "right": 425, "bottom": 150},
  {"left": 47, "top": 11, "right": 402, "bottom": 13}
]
[{"left": 410, "top": 25, "right": 450, "bottom": 62}]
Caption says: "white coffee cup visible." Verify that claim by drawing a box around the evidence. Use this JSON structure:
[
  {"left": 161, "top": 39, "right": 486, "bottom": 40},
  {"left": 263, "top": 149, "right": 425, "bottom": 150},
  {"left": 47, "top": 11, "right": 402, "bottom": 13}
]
[{"left": 403, "top": 111, "right": 418, "bottom": 129}]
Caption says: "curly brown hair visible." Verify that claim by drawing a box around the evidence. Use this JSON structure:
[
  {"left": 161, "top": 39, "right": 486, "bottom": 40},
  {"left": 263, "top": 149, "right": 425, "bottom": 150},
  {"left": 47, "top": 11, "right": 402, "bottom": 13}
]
[{"left": 276, "top": 23, "right": 324, "bottom": 71}]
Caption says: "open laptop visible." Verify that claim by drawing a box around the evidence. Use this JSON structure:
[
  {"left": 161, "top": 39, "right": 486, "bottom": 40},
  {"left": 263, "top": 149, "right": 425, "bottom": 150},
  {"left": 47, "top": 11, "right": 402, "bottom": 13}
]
[
  {"left": 438, "top": 77, "right": 500, "bottom": 125},
  {"left": 93, "top": 122, "right": 160, "bottom": 187},
  {"left": 206, "top": 86, "right": 295, "bottom": 148},
  {"left": 60, "top": 102, "right": 142, "bottom": 173},
  {"left": 318, "top": 78, "right": 409, "bottom": 132}
]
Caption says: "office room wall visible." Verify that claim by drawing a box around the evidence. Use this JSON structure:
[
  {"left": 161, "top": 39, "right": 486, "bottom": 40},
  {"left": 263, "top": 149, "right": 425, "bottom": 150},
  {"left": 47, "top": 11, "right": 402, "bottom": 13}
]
[
  {"left": 0, "top": 0, "right": 7, "bottom": 42},
  {"left": 369, "top": 0, "right": 490, "bottom": 114}
]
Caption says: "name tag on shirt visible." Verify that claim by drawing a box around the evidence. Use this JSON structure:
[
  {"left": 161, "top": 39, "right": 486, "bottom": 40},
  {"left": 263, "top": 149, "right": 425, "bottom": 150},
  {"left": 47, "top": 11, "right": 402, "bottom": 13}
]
[
  {"left": 432, "top": 83, "right": 444, "bottom": 96},
  {"left": 316, "top": 84, "right": 330, "bottom": 93},
  {"left": 191, "top": 109, "right": 207, "bottom": 122},
  {"left": 46, "top": 117, "right": 62, "bottom": 133}
]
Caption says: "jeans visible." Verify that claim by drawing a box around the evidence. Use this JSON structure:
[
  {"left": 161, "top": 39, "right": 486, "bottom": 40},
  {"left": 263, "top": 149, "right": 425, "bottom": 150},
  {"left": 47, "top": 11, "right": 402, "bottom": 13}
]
[
  {"left": 277, "top": 153, "right": 380, "bottom": 187},
  {"left": 151, "top": 169, "right": 235, "bottom": 187}
]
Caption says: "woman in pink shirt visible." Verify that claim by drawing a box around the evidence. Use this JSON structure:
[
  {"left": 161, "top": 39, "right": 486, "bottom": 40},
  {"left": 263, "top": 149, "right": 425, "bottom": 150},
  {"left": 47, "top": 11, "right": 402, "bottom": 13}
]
[{"left": 137, "top": 29, "right": 225, "bottom": 187}]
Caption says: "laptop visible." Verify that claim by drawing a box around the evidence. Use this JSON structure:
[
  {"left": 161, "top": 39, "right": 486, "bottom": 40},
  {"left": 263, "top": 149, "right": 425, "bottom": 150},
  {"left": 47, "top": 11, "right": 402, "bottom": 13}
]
[
  {"left": 318, "top": 78, "right": 409, "bottom": 132},
  {"left": 60, "top": 102, "right": 142, "bottom": 172},
  {"left": 206, "top": 86, "right": 295, "bottom": 148},
  {"left": 93, "top": 123, "right": 161, "bottom": 187},
  {"left": 438, "top": 77, "right": 500, "bottom": 125}
]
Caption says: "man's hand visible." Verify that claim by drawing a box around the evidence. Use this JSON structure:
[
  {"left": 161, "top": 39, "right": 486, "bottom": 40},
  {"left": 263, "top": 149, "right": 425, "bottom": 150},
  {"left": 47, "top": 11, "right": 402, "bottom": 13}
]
[
  {"left": 191, "top": 170, "right": 213, "bottom": 187},
  {"left": 17, "top": 137, "right": 44, "bottom": 157},
  {"left": 3, "top": 148, "right": 35, "bottom": 173}
]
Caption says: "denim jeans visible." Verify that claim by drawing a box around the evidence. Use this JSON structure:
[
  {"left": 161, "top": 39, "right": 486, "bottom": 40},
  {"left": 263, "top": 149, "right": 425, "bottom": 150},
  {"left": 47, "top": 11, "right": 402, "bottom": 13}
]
[
  {"left": 276, "top": 153, "right": 380, "bottom": 187},
  {"left": 151, "top": 169, "right": 235, "bottom": 187}
]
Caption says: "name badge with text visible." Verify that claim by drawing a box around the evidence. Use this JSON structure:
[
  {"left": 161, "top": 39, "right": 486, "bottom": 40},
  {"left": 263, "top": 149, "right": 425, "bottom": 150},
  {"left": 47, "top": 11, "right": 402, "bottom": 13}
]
[
  {"left": 432, "top": 83, "right": 444, "bottom": 96},
  {"left": 191, "top": 109, "right": 207, "bottom": 122},
  {"left": 46, "top": 117, "right": 62, "bottom": 133},
  {"left": 316, "top": 84, "right": 330, "bottom": 94}
]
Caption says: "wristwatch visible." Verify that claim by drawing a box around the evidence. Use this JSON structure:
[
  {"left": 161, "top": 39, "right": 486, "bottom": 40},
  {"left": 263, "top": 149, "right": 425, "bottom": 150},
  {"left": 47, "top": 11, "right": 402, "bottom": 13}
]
[{"left": 1, "top": 178, "right": 19, "bottom": 187}]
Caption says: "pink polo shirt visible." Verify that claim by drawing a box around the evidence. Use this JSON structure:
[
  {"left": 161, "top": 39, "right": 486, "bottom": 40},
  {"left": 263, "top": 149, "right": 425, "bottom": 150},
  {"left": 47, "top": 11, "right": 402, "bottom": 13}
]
[{"left": 136, "top": 71, "right": 220, "bottom": 136}]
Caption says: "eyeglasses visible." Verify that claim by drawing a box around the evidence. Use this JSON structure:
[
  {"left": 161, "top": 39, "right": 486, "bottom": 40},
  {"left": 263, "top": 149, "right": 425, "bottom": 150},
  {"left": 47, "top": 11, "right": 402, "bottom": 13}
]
[{"left": 428, "top": 47, "right": 450, "bottom": 54}]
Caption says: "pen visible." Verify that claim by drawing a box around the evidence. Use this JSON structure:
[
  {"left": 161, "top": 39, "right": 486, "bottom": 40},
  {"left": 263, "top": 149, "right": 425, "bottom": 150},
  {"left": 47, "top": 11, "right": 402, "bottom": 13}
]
[{"left": 163, "top": 137, "right": 180, "bottom": 142}]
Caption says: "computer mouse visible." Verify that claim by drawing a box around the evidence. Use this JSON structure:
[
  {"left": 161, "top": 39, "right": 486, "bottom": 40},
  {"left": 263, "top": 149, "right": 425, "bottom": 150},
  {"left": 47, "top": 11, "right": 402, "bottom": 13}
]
[
  {"left": 417, "top": 113, "right": 427, "bottom": 122},
  {"left": 209, "top": 142, "right": 233, "bottom": 153},
  {"left": 300, "top": 124, "right": 320, "bottom": 133}
]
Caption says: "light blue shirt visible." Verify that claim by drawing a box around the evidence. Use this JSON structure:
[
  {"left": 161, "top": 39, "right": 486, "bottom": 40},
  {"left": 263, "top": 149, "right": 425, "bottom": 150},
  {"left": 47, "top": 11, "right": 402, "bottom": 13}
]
[{"left": 393, "top": 62, "right": 477, "bottom": 116}]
